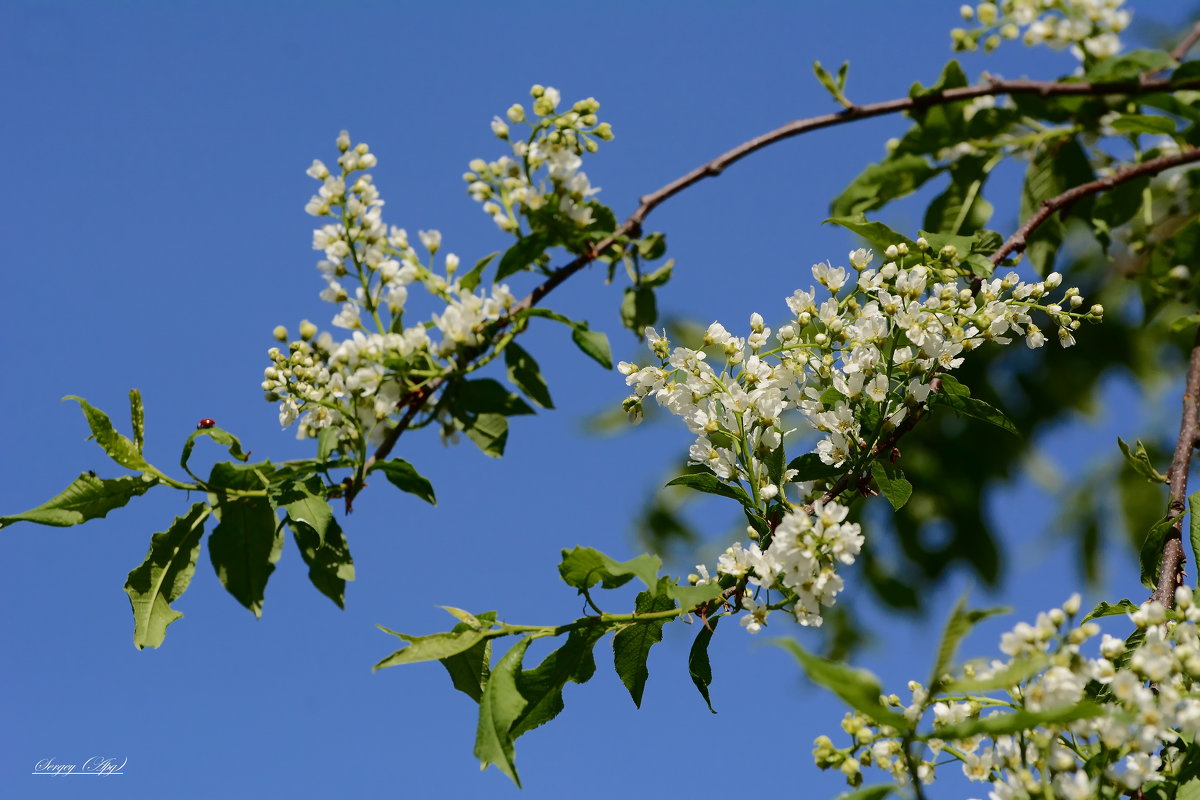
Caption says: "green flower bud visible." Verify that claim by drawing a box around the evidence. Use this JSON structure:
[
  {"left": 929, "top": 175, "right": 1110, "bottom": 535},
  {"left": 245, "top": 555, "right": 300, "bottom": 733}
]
[
  {"left": 273, "top": 325, "right": 289, "bottom": 342},
  {"left": 299, "top": 320, "right": 317, "bottom": 340}
]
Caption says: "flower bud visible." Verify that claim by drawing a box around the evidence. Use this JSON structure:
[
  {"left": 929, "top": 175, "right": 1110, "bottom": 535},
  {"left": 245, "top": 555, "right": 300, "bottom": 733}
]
[
  {"left": 299, "top": 320, "right": 317, "bottom": 340},
  {"left": 507, "top": 103, "right": 526, "bottom": 123},
  {"left": 491, "top": 116, "right": 509, "bottom": 139},
  {"left": 273, "top": 325, "right": 288, "bottom": 342}
]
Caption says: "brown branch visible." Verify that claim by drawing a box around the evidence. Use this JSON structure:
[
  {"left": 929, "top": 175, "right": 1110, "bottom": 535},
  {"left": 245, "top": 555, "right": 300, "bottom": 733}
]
[
  {"left": 1152, "top": 326, "right": 1200, "bottom": 607},
  {"left": 360, "top": 72, "right": 1200, "bottom": 493},
  {"left": 990, "top": 147, "right": 1200, "bottom": 266},
  {"left": 1172, "top": 21, "right": 1200, "bottom": 62}
]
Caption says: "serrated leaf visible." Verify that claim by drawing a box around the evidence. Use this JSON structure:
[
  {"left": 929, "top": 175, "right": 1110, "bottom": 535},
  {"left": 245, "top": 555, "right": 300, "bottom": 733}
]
[
  {"left": 688, "top": 616, "right": 719, "bottom": 713},
  {"left": 496, "top": 234, "right": 549, "bottom": 281},
  {"left": 613, "top": 577, "right": 676, "bottom": 707},
  {"left": 207, "top": 464, "right": 280, "bottom": 617},
  {"left": 570, "top": 324, "right": 612, "bottom": 369},
  {"left": 929, "top": 377, "right": 1018, "bottom": 436},
  {"left": 823, "top": 215, "right": 918, "bottom": 256},
  {"left": 930, "top": 701, "right": 1104, "bottom": 742},
  {"left": 369, "top": 458, "right": 437, "bottom": 505},
  {"left": 558, "top": 546, "right": 662, "bottom": 592},
  {"left": 504, "top": 342, "right": 554, "bottom": 409},
  {"left": 63, "top": 395, "right": 152, "bottom": 471},
  {"left": 667, "top": 580, "right": 723, "bottom": 610},
  {"left": 1139, "top": 516, "right": 1175, "bottom": 590},
  {"left": 510, "top": 625, "right": 606, "bottom": 738},
  {"left": 463, "top": 413, "right": 508, "bottom": 457},
  {"left": 1081, "top": 598, "right": 1140, "bottom": 623},
  {"left": 374, "top": 627, "right": 489, "bottom": 669},
  {"left": 460, "top": 252, "right": 497, "bottom": 292},
  {"left": 786, "top": 453, "right": 844, "bottom": 482},
  {"left": 439, "top": 612, "right": 497, "bottom": 702},
  {"left": 129, "top": 389, "right": 145, "bottom": 453},
  {"left": 665, "top": 471, "right": 752, "bottom": 505},
  {"left": 928, "top": 595, "right": 1010, "bottom": 692},
  {"left": 181, "top": 426, "right": 250, "bottom": 475},
  {"left": 0, "top": 473, "right": 156, "bottom": 528},
  {"left": 474, "top": 637, "right": 531, "bottom": 787},
  {"left": 269, "top": 475, "right": 333, "bottom": 546},
  {"left": 289, "top": 515, "right": 354, "bottom": 608},
  {"left": 831, "top": 154, "right": 939, "bottom": 218},
  {"left": 1117, "top": 437, "right": 1169, "bottom": 483},
  {"left": 124, "top": 502, "right": 210, "bottom": 649},
  {"left": 776, "top": 639, "right": 909, "bottom": 730},
  {"left": 870, "top": 461, "right": 912, "bottom": 511}
]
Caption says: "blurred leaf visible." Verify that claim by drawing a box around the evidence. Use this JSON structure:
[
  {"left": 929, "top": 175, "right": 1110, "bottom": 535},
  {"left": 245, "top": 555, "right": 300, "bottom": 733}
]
[
  {"left": 928, "top": 595, "right": 1010, "bottom": 691},
  {"left": 1085, "top": 49, "right": 1176, "bottom": 82},
  {"left": 558, "top": 546, "right": 661, "bottom": 592},
  {"left": 776, "top": 639, "right": 908, "bottom": 730},
  {"left": 620, "top": 286, "right": 657, "bottom": 334},
  {"left": 870, "top": 461, "right": 912, "bottom": 511},
  {"left": 1081, "top": 599, "right": 1139, "bottom": 623},
  {"left": 1110, "top": 114, "right": 1177, "bottom": 136},
  {"left": 496, "top": 234, "right": 550, "bottom": 281},
  {"left": 1139, "top": 516, "right": 1174, "bottom": 590},
  {"left": 571, "top": 324, "right": 612, "bottom": 369},
  {"left": 460, "top": 251, "right": 497, "bottom": 292},
  {"left": 930, "top": 701, "right": 1104, "bottom": 741},
  {"left": 831, "top": 154, "right": 939, "bottom": 218},
  {"left": 1117, "top": 437, "right": 1169, "bottom": 483}
]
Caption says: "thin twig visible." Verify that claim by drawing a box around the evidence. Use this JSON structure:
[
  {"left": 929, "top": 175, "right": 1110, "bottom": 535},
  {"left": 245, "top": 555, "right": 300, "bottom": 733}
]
[
  {"left": 362, "top": 72, "right": 1200, "bottom": 488},
  {"left": 990, "top": 148, "right": 1200, "bottom": 266},
  {"left": 1172, "top": 21, "right": 1200, "bottom": 62},
  {"left": 1152, "top": 326, "right": 1200, "bottom": 607}
]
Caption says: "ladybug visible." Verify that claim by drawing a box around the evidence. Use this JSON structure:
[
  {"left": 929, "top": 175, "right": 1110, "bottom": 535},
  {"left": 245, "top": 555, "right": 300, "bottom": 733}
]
[{"left": 197, "top": 418, "right": 216, "bottom": 429}]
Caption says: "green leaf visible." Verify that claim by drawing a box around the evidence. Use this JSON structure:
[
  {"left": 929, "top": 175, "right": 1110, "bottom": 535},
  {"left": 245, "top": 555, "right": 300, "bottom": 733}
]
[
  {"left": 823, "top": 215, "right": 918, "bottom": 256},
  {"left": 511, "top": 625, "right": 606, "bottom": 738},
  {"left": 613, "top": 577, "right": 676, "bottom": 707},
  {"left": 374, "top": 627, "right": 489, "bottom": 669},
  {"left": 1086, "top": 49, "right": 1177, "bottom": 82},
  {"left": 455, "top": 378, "right": 536, "bottom": 417},
  {"left": 63, "top": 395, "right": 152, "bottom": 471},
  {"left": 1110, "top": 113, "right": 1178, "bottom": 136},
  {"left": 927, "top": 595, "right": 1010, "bottom": 692},
  {"left": 667, "top": 580, "right": 723, "bottom": 610},
  {"left": 289, "top": 515, "right": 354, "bottom": 608},
  {"left": 1170, "top": 312, "right": 1200, "bottom": 333},
  {"left": 870, "top": 461, "right": 912, "bottom": 511},
  {"left": 813, "top": 59, "right": 851, "bottom": 108},
  {"left": 640, "top": 258, "right": 673, "bottom": 287},
  {"left": 1018, "top": 137, "right": 1094, "bottom": 273},
  {"left": 181, "top": 426, "right": 250, "bottom": 475},
  {"left": 316, "top": 427, "right": 340, "bottom": 461},
  {"left": 570, "top": 323, "right": 612, "bottom": 369},
  {"left": 688, "top": 616, "right": 719, "bottom": 713},
  {"left": 1191, "top": 491, "right": 1200, "bottom": 581},
  {"left": 665, "top": 471, "right": 753, "bottom": 505},
  {"left": 1081, "top": 599, "right": 1139, "bottom": 623},
  {"left": 833, "top": 787, "right": 896, "bottom": 800},
  {"left": 775, "top": 639, "right": 909, "bottom": 730},
  {"left": 0, "top": 473, "right": 155, "bottom": 528},
  {"left": 786, "top": 453, "right": 843, "bottom": 482},
  {"left": 1117, "top": 437, "right": 1169, "bottom": 483},
  {"left": 463, "top": 413, "right": 508, "bottom": 458},
  {"left": 637, "top": 232, "right": 667, "bottom": 261},
  {"left": 269, "top": 475, "right": 333, "bottom": 545},
  {"left": 944, "top": 653, "right": 1050, "bottom": 694},
  {"left": 504, "top": 342, "right": 554, "bottom": 409},
  {"left": 474, "top": 637, "right": 532, "bottom": 787},
  {"left": 207, "top": 463, "right": 281, "bottom": 617},
  {"left": 620, "top": 286, "right": 658, "bottom": 334},
  {"left": 558, "top": 546, "right": 662, "bottom": 592},
  {"left": 1139, "top": 516, "right": 1175, "bottom": 590},
  {"left": 438, "top": 612, "right": 497, "bottom": 702},
  {"left": 369, "top": 458, "right": 437, "bottom": 505},
  {"left": 929, "top": 375, "right": 1019, "bottom": 436},
  {"left": 129, "top": 389, "right": 145, "bottom": 454},
  {"left": 460, "top": 252, "right": 497, "bottom": 292},
  {"left": 930, "top": 701, "right": 1104, "bottom": 742},
  {"left": 496, "top": 234, "right": 549, "bottom": 281},
  {"left": 923, "top": 156, "right": 994, "bottom": 236},
  {"left": 124, "top": 503, "right": 210, "bottom": 649},
  {"left": 831, "top": 154, "right": 938, "bottom": 218}
]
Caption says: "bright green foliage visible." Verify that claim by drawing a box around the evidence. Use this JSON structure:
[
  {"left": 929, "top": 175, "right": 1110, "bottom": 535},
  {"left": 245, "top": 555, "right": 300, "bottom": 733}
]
[{"left": 124, "top": 503, "right": 210, "bottom": 649}]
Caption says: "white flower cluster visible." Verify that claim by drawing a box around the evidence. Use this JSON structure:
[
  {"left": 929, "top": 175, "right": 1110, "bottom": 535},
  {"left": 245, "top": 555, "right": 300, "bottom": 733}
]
[
  {"left": 463, "top": 84, "right": 613, "bottom": 233},
  {"left": 263, "top": 122, "right": 543, "bottom": 448},
  {"left": 817, "top": 591, "right": 1200, "bottom": 799},
  {"left": 954, "top": 0, "right": 1130, "bottom": 60},
  {"left": 622, "top": 243, "right": 1100, "bottom": 630}
]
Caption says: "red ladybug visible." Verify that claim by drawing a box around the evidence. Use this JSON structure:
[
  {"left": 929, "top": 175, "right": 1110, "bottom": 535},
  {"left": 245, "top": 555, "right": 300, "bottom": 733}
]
[{"left": 197, "top": 418, "right": 216, "bottom": 429}]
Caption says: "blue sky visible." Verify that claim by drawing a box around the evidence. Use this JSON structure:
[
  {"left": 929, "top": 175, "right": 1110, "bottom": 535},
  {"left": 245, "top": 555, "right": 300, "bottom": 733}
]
[{"left": 0, "top": 2, "right": 1190, "bottom": 798}]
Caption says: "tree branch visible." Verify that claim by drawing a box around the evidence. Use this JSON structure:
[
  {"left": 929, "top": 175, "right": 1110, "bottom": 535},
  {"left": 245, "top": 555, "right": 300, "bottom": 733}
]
[
  {"left": 990, "top": 147, "right": 1200, "bottom": 267},
  {"left": 1152, "top": 326, "right": 1200, "bottom": 608},
  {"left": 363, "top": 72, "right": 1200, "bottom": 487},
  {"left": 1172, "top": 21, "right": 1200, "bottom": 62}
]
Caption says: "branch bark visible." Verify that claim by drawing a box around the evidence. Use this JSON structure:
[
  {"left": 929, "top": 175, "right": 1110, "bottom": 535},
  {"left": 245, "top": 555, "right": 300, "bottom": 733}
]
[
  {"left": 1152, "top": 326, "right": 1200, "bottom": 608},
  {"left": 990, "top": 147, "right": 1200, "bottom": 267},
  {"left": 362, "top": 72, "right": 1200, "bottom": 489},
  {"left": 1172, "top": 21, "right": 1200, "bottom": 62}
]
